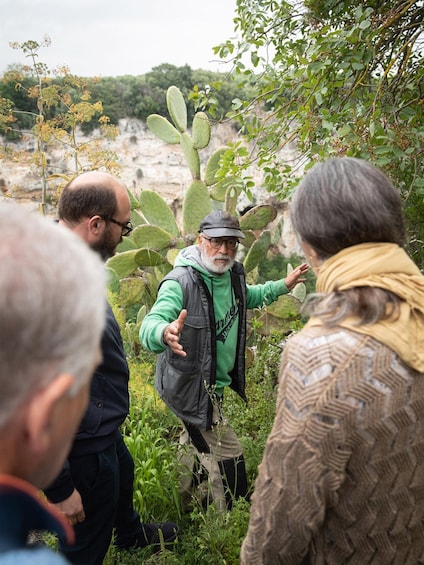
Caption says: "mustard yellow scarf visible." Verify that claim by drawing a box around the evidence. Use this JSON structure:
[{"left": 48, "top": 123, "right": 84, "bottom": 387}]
[{"left": 306, "top": 243, "right": 424, "bottom": 372}]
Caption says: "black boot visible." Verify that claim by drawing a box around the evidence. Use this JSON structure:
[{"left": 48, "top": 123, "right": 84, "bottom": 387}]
[{"left": 218, "top": 454, "right": 248, "bottom": 510}]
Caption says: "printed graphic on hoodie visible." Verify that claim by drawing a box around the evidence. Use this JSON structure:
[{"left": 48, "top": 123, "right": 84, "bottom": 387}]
[{"left": 216, "top": 302, "right": 238, "bottom": 343}]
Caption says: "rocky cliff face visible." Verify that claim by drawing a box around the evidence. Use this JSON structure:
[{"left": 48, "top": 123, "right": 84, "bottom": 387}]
[{"left": 0, "top": 118, "right": 301, "bottom": 256}]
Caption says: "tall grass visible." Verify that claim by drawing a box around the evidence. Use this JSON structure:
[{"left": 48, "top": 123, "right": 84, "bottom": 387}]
[{"left": 104, "top": 335, "right": 282, "bottom": 564}]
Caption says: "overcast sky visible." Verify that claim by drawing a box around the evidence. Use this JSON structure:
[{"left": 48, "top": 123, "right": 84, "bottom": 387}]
[{"left": 1, "top": 0, "right": 239, "bottom": 76}]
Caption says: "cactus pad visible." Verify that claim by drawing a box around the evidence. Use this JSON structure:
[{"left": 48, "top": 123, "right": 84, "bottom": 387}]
[
  {"left": 254, "top": 296, "right": 301, "bottom": 336},
  {"left": 135, "top": 248, "right": 168, "bottom": 267},
  {"left": 180, "top": 132, "right": 201, "bottom": 179},
  {"left": 225, "top": 185, "right": 241, "bottom": 215},
  {"left": 132, "top": 224, "right": 174, "bottom": 251},
  {"left": 239, "top": 204, "right": 277, "bottom": 230},
  {"left": 106, "top": 250, "right": 140, "bottom": 278},
  {"left": 167, "top": 85, "right": 187, "bottom": 132},
  {"left": 146, "top": 114, "right": 180, "bottom": 144},
  {"left": 243, "top": 230, "right": 271, "bottom": 273},
  {"left": 116, "top": 237, "right": 137, "bottom": 253},
  {"left": 192, "top": 111, "right": 211, "bottom": 149},
  {"left": 182, "top": 180, "right": 211, "bottom": 236},
  {"left": 138, "top": 190, "right": 179, "bottom": 237},
  {"left": 118, "top": 277, "right": 146, "bottom": 308},
  {"left": 205, "top": 148, "right": 227, "bottom": 186}
]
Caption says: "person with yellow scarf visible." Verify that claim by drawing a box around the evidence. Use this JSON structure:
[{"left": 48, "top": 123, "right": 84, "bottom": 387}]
[{"left": 241, "top": 157, "right": 424, "bottom": 564}]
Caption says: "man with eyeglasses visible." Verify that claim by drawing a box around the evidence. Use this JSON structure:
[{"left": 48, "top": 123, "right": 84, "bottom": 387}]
[
  {"left": 140, "top": 209, "right": 308, "bottom": 512},
  {"left": 44, "top": 172, "right": 178, "bottom": 564}
]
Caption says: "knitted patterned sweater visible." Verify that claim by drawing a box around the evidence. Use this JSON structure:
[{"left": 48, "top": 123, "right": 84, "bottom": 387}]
[{"left": 241, "top": 326, "right": 424, "bottom": 564}]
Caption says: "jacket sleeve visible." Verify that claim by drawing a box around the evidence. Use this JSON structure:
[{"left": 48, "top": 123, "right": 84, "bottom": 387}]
[
  {"left": 246, "top": 279, "right": 289, "bottom": 309},
  {"left": 139, "top": 280, "right": 184, "bottom": 353},
  {"left": 240, "top": 331, "right": 351, "bottom": 564},
  {"left": 43, "top": 460, "right": 75, "bottom": 504}
]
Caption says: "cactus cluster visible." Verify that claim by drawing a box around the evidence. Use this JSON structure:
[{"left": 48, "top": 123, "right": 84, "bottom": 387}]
[{"left": 106, "top": 86, "right": 305, "bottom": 349}]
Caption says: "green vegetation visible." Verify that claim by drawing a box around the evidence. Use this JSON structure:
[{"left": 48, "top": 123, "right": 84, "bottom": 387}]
[
  {"left": 199, "top": 0, "right": 424, "bottom": 268},
  {"left": 101, "top": 324, "right": 284, "bottom": 565},
  {"left": 0, "top": 53, "right": 249, "bottom": 135}
]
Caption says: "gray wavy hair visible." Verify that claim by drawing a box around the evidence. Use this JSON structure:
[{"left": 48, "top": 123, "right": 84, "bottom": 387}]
[
  {"left": 0, "top": 204, "right": 107, "bottom": 429},
  {"left": 290, "top": 157, "right": 405, "bottom": 325}
]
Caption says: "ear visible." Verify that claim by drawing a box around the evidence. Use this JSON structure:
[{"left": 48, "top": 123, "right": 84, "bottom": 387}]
[
  {"left": 87, "top": 215, "right": 105, "bottom": 236},
  {"left": 24, "top": 374, "right": 75, "bottom": 454}
]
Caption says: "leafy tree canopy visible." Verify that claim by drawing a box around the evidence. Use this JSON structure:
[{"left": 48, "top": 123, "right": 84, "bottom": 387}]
[{"left": 204, "top": 0, "right": 424, "bottom": 265}]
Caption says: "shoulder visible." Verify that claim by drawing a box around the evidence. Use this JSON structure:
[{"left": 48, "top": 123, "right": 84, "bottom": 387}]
[
  {"left": 280, "top": 326, "right": 403, "bottom": 392},
  {"left": 231, "top": 261, "right": 245, "bottom": 275},
  {"left": 280, "top": 327, "right": 370, "bottom": 388},
  {"left": 285, "top": 325, "right": 368, "bottom": 353}
]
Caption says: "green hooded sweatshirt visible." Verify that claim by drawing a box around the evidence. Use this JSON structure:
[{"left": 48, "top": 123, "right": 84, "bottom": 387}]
[{"left": 140, "top": 245, "right": 289, "bottom": 395}]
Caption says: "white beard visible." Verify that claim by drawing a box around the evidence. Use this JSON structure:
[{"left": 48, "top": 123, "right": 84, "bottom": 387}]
[{"left": 200, "top": 249, "right": 235, "bottom": 275}]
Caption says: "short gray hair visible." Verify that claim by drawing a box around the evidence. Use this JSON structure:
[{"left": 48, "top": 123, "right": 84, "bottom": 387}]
[{"left": 0, "top": 204, "right": 107, "bottom": 429}]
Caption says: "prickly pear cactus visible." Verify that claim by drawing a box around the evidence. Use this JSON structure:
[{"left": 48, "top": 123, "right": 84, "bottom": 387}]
[
  {"left": 108, "top": 86, "right": 306, "bottom": 343},
  {"left": 146, "top": 86, "right": 278, "bottom": 243}
]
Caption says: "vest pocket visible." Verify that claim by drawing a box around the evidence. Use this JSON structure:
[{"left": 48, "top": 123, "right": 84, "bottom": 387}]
[
  {"left": 158, "top": 361, "right": 203, "bottom": 419},
  {"left": 173, "top": 316, "right": 205, "bottom": 371}
]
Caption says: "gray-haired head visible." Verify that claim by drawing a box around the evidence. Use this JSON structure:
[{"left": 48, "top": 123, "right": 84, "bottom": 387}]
[
  {"left": 0, "top": 203, "right": 107, "bottom": 429},
  {"left": 290, "top": 157, "right": 405, "bottom": 261}
]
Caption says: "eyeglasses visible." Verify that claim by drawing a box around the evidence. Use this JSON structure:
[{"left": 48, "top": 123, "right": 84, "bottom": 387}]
[
  {"left": 102, "top": 216, "right": 133, "bottom": 237},
  {"left": 202, "top": 236, "right": 239, "bottom": 250}
]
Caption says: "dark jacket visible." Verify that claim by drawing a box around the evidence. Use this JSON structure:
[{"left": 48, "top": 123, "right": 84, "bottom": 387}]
[
  {"left": 0, "top": 475, "right": 72, "bottom": 563},
  {"left": 44, "top": 302, "right": 129, "bottom": 503},
  {"left": 155, "top": 262, "right": 247, "bottom": 431}
]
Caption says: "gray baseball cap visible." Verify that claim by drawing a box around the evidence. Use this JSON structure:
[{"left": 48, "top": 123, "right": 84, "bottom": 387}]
[{"left": 199, "top": 210, "right": 245, "bottom": 238}]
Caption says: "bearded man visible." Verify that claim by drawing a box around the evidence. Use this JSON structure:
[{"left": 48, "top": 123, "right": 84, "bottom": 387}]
[
  {"left": 140, "top": 210, "right": 308, "bottom": 512},
  {"left": 44, "top": 172, "right": 178, "bottom": 564}
]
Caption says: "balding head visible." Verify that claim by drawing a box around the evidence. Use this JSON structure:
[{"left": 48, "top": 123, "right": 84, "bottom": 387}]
[
  {"left": 59, "top": 172, "right": 128, "bottom": 224},
  {"left": 58, "top": 171, "right": 132, "bottom": 259}
]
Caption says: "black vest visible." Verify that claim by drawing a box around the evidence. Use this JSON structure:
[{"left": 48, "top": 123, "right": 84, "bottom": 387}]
[{"left": 154, "top": 263, "right": 247, "bottom": 430}]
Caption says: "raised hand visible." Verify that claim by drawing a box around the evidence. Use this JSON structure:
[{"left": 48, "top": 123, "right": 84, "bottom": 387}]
[{"left": 285, "top": 263, "right": 309, "bottom": 291}]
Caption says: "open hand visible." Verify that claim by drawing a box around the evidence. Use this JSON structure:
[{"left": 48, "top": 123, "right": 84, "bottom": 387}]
[
  {"left": 285, "top": 263, "right": 309, "bottom": 291},
  {"left": 163, "top": 309, "right": 187, "bottom": 357}
]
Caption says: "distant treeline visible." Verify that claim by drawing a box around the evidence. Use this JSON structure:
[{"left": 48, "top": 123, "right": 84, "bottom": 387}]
[{"left": 0, "top": 63, "right": 252, "bottom": 138}]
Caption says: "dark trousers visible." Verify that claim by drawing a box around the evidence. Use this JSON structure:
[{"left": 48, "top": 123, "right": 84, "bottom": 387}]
[{"left": 59, "top": 431, "right": 141, "bottom": 565}]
